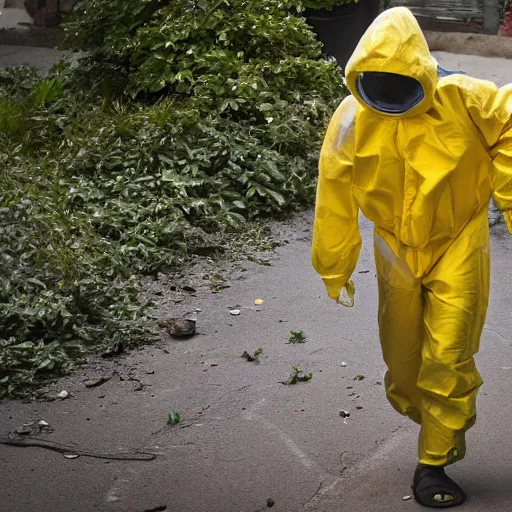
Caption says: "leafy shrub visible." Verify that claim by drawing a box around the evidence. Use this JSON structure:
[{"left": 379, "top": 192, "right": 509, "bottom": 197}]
[
  {"left": 0, "top": 68, "right": 151, "bottom": 397},
  {"left": 0, "top": 0, "right": 347, "bottom": 397},
  {"left": 302, "top": 0, "right": 360, "bottom": 9}
]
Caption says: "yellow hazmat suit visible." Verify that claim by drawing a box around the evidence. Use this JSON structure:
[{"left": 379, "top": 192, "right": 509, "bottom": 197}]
[{"left": 312, "top": 7, "right": 512, "bottom": 467}]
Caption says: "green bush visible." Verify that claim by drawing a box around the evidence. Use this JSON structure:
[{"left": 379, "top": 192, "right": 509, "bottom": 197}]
[
  {"left": 302, "top": 0, "right": 360, "bottom": 9},
  {"left": 0, "top": 68, "right": 151, "bottom": 397},
  {"left": 0, "top": 0, "right": 347, "bottom": 397}
]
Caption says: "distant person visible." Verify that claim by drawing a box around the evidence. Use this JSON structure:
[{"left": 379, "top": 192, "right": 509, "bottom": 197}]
[{"left": 312, "top": 7, "right": 512, "bottom": 509}]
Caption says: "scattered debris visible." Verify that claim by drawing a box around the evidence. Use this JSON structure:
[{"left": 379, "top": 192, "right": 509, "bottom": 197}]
[
  {"left": 183, "top": 310, "right": 199, "bottom": 322},
  {"left": 242, "top": 348, "right": 263, "bottom": 363},
  {"left": 64, "top": 453, "right": 80, "bottom": 459},
  {"left": 165, "top": 318, "right": 196, "bottom": 339},
  {"left": 279, "top": 319, "right": 288, "bottom": 323},
  {"left": 33, "top": 421, "right": 52, "bottom": 437},
  {"left": 354, "top": 375, "right": 365, "bottom": 381},
  {"left": 340, "top": 410, "right": 350, "bottom": 418},
  {"left": 201, "top": 360, "right": 218, "bottom": 372},
  {"left": 267, "top": 498, "right": 275, "bottom": 508},
  {"left": 242, "top": 351, "right": 256, "bottom": 362},
  {"left": 122, "top": 373, "right": 141, "bottom": 383},
  {"left": 84, "top": 375, "right": 112, "bottom": 388},
  {"left": 403, "top": 495, "right": 412, "bottom": 501},
  {"left": 193, "top": 242, "right": 226, "bottom": 256},
  {"left": 130, "top": 378, "right": 145, "bottom": 391},
  {"left": 144, "top": 506, "right": 167, "bottom": 512},
  {"left": 57, "top": 390, "right": 69, "bottom": 399},
  {"left": 14, "top": 419, "right": 54, "bottom": 437},
  {"left": 15, "top": 426, "right": 32, "bottom": 436},
  {"left": 167, "top": 411, "right": 181, "bottom": 426},
  {"left": 230, "top": 309, "right": 241, "bottom": 316},
  {"left": 181, "top": 284, "right": 196, "bottom": 293},
  {"left": 158, "top": 311, "right": 199, "bottom": 336},
  {"left": 146, "top": 370, "right": 155, "bottom": 375},
  {"left": 356, "top": 406, "right": 363, "bottom": 410},
  {"left": 101, "top": 342, "right": 124, "bottom": 358},
  {"left": 358, "top": 270, "right": 370, "bottom": 274},
  {"left": 376, "top": 381, "right": 382, "bottom": 385},
  {"left": 287, "top": 330, "right": 308, "bottom": 344},
  {"left": 209, "top": 273, "right": 230, "bottom": 293},
  {"left": 254, "top": 299, "right": 264, "bottom": 305},
  {"left": 248, "top": 256, "right": 271, "bottom": 266},
  {"left": 280, "top": 364, "right": 312, "bottom": 385},
  {"left": 341, "top": 362, "right": 347, "bottom": 367}
]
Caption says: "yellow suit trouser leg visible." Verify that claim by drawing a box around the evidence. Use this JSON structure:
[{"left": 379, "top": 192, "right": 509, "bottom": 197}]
[
  {"left": 375, "top": 211, "right": 490, "bottom": 467},
  {"left": 376, "top": 268, "right": 423, "bottom": 425},
  {"left": 418, "top": 212, "right": 490, "bottom": 466}
]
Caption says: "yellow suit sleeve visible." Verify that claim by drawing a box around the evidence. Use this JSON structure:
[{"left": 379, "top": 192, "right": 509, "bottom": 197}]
[
  {"left": 312, "top": 96, "right": 362, "bottom": 304},
  {"left": 504, "top": 211, "right": 512, "bottom": 233},
  {"left": 463, "top": 78, "right": 512, "bottom": 234}
]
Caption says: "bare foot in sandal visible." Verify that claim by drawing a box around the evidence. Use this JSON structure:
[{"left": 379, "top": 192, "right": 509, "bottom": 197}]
[{"left": 413, "top": 465, "right": 466, "bottom": 508}]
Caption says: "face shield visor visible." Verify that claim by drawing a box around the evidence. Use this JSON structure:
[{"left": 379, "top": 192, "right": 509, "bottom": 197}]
[{"left": 356, "top": 72, "right": 424, "bottom": 115}]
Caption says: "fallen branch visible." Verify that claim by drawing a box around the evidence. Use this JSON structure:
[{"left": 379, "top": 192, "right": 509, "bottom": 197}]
[{"left": 0, "top": 437, "right": 157, "bottom": 461}]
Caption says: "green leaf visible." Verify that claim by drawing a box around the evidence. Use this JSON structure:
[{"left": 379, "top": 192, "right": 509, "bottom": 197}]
[
  {"left": 232, "top": 200, "right": 246, "bottom": 210},
  {"left": 265, "top": 188, "right": 286, "bottom": 207},
  {"left": 27, "top": 278, "right": 47, "bottom": 289},
  {"left": 167, "top": 411, "right": 181, "bottom": 425},
  {"left": 259, "top": 103, "right": 273, "bottom": 112}
]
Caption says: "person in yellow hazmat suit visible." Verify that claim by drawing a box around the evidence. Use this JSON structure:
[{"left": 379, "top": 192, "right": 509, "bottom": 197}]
[{"left": 312, "top": 6, "right": 512, "bottom": 509}]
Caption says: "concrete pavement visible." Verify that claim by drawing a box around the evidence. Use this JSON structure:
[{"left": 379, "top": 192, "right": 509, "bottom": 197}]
[
  {"left": 1, "top": 211, "right": 511, "bottom": 512},
  {"left": 0, "top": 50, "right": 512, "bottom": 512},
  {"left": 0, "top": 44, "right": 66, "bottom": 73}
]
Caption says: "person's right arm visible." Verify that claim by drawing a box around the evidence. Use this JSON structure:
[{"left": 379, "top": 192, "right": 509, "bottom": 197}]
[{"left": 312, "top": 96, "right": 362, "bottom": 305}]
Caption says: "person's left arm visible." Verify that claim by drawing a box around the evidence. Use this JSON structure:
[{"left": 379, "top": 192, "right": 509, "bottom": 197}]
[{"left": 463, "top": 78, "right": 512, "bottom": 232}]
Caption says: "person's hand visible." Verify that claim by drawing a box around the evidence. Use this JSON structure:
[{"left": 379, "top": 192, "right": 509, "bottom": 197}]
[
  {"left": 336, "top": 280, "right": 355, "bottom": 307},
  {"left": 505, "top": 211, "right": 512, "bottom": 234}
]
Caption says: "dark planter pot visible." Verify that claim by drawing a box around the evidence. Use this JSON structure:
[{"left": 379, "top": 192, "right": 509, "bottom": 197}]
[{"left": 304, "top": 1, "right": 380, "bottom": 69}]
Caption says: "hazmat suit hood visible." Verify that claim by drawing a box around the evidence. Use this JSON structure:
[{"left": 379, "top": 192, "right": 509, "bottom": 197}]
[{"left": 345, "top": 7, "right": 438, "bottom": 117}]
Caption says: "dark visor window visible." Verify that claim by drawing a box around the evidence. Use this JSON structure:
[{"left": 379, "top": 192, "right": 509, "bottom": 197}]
[{"left": 356, "top": 72, "right": 424, "bottom": 114}]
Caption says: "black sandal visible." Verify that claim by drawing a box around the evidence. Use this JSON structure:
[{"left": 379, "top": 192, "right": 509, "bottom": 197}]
[{"left": 412, "top": 465, "right": 466, "bottom": 508}]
